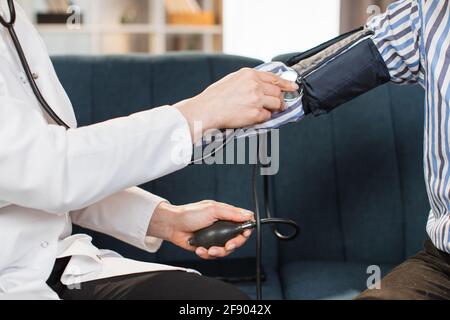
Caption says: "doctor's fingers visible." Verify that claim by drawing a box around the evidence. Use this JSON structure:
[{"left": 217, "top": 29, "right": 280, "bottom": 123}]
[
  {"left": 257, "top": 71, "right": 299, "bottom": 92},
  {"left": 207, "top": 202, "right": 254, "bottom": 223},
  {"left": 196, "top": 234, "right": 252, "bottom": 258},
  {"left": 261, "top": 84, "right": 287, "bottom": 111},
  {"left": 225, "top": 233, "right": 252, "bottom": 251},
  {"left": 208, "top": 246, "right": 235, "bottom": 258},
  {"left": 262, "top": 95, "right": 284, "bottom": 112},
  {"left": 195, "top": 247, "right": 234, "bottom": 260},
  {"left": 198, "top": 233, "right": 251, "bottom": 259},
  {"left": 195, "top": 247, "right": 216, "bottom": 260},
  {"left": 261, "top": 82, "right": 282, "bottom": 98}
]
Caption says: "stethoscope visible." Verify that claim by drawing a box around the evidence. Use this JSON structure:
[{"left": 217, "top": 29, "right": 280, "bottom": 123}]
[{"left": 0, "top": 0, "right": 70, "bottom": 129}]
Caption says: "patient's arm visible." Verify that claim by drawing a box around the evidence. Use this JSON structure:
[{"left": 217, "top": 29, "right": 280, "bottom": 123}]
[{"left": 242, "top": 0, "right": 422, "bottom": 135}]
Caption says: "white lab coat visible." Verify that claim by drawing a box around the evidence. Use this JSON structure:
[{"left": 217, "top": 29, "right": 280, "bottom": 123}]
[{"left": 0, "top": 2, "right": 195, "bottom": 299}]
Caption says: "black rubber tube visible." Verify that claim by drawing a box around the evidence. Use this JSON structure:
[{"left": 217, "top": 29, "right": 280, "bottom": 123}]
[{"left": 252, "top": 164, "right": 262, "bottom": 300}]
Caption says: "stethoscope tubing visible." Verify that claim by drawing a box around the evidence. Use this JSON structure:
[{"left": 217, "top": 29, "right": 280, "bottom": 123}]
[
  {"left": 0, "top": 0, "right": 70, "bottom": 129},
  {"left": 0, "top": 0, "right": 15, "bottom": 27}
]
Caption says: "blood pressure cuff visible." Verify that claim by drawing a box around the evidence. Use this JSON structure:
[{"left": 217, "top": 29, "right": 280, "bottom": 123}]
[
  {"left": 194, "top": 28, "right": 392, "bottom": 160},
  {"left": 287, "top": 27, "right": 391, "bottom": 116}
]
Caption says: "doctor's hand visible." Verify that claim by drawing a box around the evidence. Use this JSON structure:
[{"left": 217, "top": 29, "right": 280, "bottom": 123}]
[
  {"left": 174, "top": 68, "right": 299, "bottom": 143},
  {"left": 148, "top": 200, "right": 254, "bottom": 259}
]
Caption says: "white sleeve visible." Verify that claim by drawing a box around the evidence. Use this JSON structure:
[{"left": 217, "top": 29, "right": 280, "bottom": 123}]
[
  {"left": 71, "top": 187, "right": 166, "bottom": 252},
  {"left": 0, "top": 91, "right": 192, "bottom": 214}
]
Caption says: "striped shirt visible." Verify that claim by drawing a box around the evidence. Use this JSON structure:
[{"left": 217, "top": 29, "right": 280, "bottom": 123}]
[{"left": 367, "top": 0, "right": 450, "bottom": 254}]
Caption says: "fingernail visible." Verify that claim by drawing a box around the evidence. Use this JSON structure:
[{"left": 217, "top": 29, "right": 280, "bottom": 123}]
[
  {"left": 227, "top": 244, "right": 236, "bottom": 251},
  {"left": 243, "top": 230, "right": 252, "bottom": 237},
  {"left": 241, "top": 210, "right": 254, "bottom": 217},
  {"left": 197, "top": 247, "right": 207, "bottom": 255},
  {"left": 291, "top": 82, "right": 299, "bottom": 90},
  {"left": 209, "top": 248, "right": 220, "bottom": 256}
]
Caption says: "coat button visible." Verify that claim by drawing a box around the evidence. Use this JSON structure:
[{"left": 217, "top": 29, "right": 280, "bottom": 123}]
[{"left": 41, "top": 241, "right": 49, "bottom": 248}]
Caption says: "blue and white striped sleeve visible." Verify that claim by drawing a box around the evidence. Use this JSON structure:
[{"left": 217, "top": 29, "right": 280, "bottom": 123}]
[{"left": 367, "top": 0, "right": 424, "bottom": 85}]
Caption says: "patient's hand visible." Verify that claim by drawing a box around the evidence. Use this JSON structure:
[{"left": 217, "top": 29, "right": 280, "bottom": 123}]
[
  {"left": 175, "top": 68, "right": 299, "bottom": 143},
  {"left": 149, "top": 200, "right": 254, "bottom": 259}
]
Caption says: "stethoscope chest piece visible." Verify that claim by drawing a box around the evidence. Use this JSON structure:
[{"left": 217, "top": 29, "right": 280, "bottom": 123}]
[{"left": 280, "top": 70, "right": 301, "bottom": 102}]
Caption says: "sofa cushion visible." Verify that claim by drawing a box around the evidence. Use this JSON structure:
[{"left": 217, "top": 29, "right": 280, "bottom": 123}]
[
  {"left": 237, "top": 266, "right": 283, "bottom": 300},
  {"left": 387, "top": 84, "right": 430, "bottom": 257},
  {"left": 281, "top": 261, "right": 395, "bottom": 300},
  {"left": 331, "top": 85, "right": 404, "bottom": 263}
]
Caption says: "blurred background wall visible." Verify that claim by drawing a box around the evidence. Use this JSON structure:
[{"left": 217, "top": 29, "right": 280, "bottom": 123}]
[
  {"left": 340, "top": 0, "right": 396, "bottom": 32},
  {"left": 223, "top": 0, "right": 341, "bottom": 61}
]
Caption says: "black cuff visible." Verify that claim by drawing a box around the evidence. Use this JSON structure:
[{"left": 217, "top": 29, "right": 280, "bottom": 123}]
[{"left": 300, "top": 39, "right": 390, "bottom": 116}]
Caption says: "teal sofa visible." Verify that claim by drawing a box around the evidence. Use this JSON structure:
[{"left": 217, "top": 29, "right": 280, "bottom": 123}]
[{"left": 51, "top": 53, "right": 429, "bottom": 300}]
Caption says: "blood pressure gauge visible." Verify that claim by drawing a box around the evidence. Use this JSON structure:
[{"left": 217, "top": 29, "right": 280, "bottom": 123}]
[{"left": 280, "top": 70, "right": 301, "bottom": 102}]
